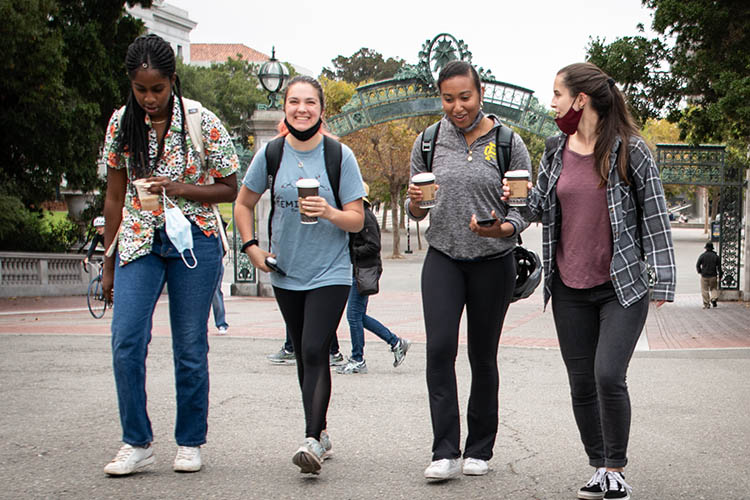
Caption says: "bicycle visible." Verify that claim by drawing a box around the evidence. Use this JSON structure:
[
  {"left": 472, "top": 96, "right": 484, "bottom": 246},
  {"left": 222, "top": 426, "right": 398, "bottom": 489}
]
[{"left": 83, "top": 259, "right": 110, "bottom": 319}]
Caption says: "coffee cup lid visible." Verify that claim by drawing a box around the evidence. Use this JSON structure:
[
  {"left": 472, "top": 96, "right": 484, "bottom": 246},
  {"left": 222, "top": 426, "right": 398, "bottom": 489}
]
[
  {"left": 412, "top": 172, "right": 436, "bottom": 184},
  {"left": 296, "top": 178, "right": 320, "bottom": 188},
  {"left": 505, "top": 170, "right": 529, "bottom": 178}
]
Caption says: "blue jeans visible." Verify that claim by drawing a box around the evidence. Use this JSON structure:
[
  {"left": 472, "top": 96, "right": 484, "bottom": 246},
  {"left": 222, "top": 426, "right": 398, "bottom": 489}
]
[
  {"left": 211, "top": 263, "right": 228, "bottom": 328},
  {"left": 346, "top": 275, "right": 398, "bottom": 362},
  {"left": 111, "top": 224, "right": 222, "bottom": 447}
]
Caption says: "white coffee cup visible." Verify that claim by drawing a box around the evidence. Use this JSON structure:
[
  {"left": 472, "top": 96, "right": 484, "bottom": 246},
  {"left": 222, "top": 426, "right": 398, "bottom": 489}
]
[
  {"left": 505, "top": 170, "right": 530, "bottom": 207},
  {"left": 412, "top": 172, "right": 437, "bottom": 209},
  {"left": 133, "top": 179, "right": 160, "bottom": 211},
  {"left": 296, "top": 178, "right": 320, "bottom": 224}
]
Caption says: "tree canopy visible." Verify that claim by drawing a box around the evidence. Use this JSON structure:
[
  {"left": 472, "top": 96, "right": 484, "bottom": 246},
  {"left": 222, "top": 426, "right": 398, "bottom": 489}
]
[
  {"left": 0, "top": 0, "right": 150, "bottom": 207},
  {"left": 587, "top": 0, "right": 750, "bottom": 144},
  {"left": 177, "top": 57, "right": 267, "bottom": 143},
  {"left": 321, "top": 48, "right": 405, "bottom": 85}
]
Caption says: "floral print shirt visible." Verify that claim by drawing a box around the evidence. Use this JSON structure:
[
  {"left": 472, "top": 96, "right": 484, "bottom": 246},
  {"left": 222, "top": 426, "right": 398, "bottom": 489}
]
[{"left": 100, "top": 98, "right": 239, "bottom": 265}]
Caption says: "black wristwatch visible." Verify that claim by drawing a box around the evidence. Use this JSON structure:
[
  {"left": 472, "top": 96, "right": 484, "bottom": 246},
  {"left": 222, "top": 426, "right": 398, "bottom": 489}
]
[{"left": 240, "top": 239, "right": 259, "bottom": 253}]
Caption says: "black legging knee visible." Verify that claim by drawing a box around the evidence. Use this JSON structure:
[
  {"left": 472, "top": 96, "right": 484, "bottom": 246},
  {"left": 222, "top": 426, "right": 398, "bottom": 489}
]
[{"left": 273, "top": 285, "right": 350, "bottom": 439}]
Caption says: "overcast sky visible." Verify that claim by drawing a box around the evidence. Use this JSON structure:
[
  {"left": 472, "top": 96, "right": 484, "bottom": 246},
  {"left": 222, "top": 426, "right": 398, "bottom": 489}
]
[{"left": 169, "top": 0, "right": 657, "bottom": 107}]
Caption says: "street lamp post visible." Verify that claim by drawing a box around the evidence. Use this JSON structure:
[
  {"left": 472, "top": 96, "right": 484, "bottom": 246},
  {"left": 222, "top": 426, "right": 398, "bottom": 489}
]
[{"left": 257, "top": 47, "right": 290, "bottom": 110}]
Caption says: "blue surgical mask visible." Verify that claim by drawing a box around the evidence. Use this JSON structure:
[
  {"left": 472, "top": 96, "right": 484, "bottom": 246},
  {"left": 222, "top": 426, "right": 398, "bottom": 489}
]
[{"left": 163, "top": 192, "right": 197, "bottom": 268}]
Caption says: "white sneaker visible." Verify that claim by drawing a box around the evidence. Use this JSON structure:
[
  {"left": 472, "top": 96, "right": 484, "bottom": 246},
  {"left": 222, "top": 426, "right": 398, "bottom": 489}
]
[
  {"left": 462, "top": 457, "right": 489, "bottom": 476},
  {"left": 424, "top": 458, "right": 462, "bottom": 480},
  {"left": 104, "top": 444, "right": 154, "bottom": 475},
  {"left": 217, "top": 326, "right": 228, "bottom": 335},
  {"left": 173, "top": 446, "right": 202, "bottom": 472}
]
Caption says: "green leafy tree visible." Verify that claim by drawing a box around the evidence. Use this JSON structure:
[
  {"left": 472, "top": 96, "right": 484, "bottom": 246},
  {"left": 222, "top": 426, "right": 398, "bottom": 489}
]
[
  {"left": 342, "top": 120, "right": 414, "bottom": 257},
  {"left": 321, "top": 48, "right": 405, "bottom": 85},
  {"left": 320, "top": 76, "right": 356, "bottom": 116},
  {"left": 586, "top": 32, "right": 677, "bottom": 126},
  {"left": 0, "top": 0, "right": 150, "bottom": 208},
  {"left": 587, "top": 0, "right": 749, "bottom": 145},
  {"left": 178, "top": 57, "right": 266, "bottom": 143}
]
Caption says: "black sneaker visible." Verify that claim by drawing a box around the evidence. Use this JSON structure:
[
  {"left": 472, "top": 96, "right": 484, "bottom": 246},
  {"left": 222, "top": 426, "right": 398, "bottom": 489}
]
[
  {"left": 578, "top": 467, "right": 606, "bottom": 499},
  {"left": 712, "top": 299, "right": 718, "bottom": 307},
  {"left": 603, "top": 471, "right": 632, "bottom": 500}
]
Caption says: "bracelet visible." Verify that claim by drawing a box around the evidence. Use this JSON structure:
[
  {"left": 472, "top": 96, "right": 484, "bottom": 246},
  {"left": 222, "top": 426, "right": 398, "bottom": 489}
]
[{"left": 240, "top": 239, "right": 258, "bottom": 253}]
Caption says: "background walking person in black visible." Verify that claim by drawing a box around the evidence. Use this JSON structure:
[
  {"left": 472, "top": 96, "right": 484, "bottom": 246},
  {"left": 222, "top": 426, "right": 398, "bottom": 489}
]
[{"left": 696, "top": 242, "right": 721, "bottom": 308}]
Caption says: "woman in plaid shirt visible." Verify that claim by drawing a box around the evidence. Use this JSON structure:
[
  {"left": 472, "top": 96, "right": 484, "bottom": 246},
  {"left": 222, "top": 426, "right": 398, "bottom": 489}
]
[{"left": 507, "top": 62, "right": 675, "bottom": 500}]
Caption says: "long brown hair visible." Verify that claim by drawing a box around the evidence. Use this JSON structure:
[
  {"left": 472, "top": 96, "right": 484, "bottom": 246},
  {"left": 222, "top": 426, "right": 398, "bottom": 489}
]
[{"left": 558, "top": 62, "right": 639, "bottom": 185}]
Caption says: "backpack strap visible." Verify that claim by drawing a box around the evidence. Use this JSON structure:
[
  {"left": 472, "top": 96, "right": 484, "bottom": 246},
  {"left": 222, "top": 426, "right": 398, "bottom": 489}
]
[
  {"left": 495, "top": 125, "right": 513, "bottom": 176},
  {"left": 182, "top": 98, "right": 205, "bottom": 166},
  {"left": 323, "top": 135, "right": 343, "bottom": 209},
  {"left": 264, "top": 136, "right": 286, "bottom": 252},
  {"left": 420, "top": 121, "right": 441, "bottom": 172},
  {"left": 181, "top": 98, "right": 229, "bottom": 253}
]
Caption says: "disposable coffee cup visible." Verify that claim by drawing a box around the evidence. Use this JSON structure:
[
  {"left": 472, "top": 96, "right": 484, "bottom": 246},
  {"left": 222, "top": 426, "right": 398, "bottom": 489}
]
[
  {"left": 133, "top": 179, "right": 160, "bottom": 211},
  {"left": 412, "top": 172, "right": 436, "bottom": 209},
  {"left": 296, "top": 178, "right": 320, "bottom": 224},
  {"left": 505, "top": 170, "right": 530, "bottom": 207}
]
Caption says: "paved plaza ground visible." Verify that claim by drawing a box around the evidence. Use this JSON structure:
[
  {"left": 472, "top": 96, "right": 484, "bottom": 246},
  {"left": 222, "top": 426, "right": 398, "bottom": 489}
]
[{"left": 1, "top": 224, "right": 749, "bottom": 499}]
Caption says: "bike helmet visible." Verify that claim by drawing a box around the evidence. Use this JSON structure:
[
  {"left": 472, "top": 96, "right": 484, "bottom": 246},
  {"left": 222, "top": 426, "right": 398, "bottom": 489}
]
[
  {"left": 93, "top": 216, "right": 106, "bottom": 227},
  {"left": 512, "top": 246, "right": 542, "bottom": 302}
]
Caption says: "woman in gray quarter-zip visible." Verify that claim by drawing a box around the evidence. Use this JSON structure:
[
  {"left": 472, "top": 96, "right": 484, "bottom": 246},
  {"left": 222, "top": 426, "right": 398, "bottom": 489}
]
[{"left": 406, "top": 60, "right": 531, "bottom": 481}]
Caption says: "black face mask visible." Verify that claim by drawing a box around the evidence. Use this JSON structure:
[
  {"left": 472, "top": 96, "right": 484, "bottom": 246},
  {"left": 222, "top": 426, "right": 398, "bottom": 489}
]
[{"left": 284, "top": 118, "right": 323, "bottom": 142}]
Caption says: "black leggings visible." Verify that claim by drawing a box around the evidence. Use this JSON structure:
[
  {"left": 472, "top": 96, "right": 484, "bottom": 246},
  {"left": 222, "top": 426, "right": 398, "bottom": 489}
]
[
  {"left": 273, "top": 285, "right": 350, "bottom": 440},
  {"left": 551, "top": 273, "right": 648, "bottom": 468},
  {"left": 422, "top": 247, "right": 515, "bottom": 461}
]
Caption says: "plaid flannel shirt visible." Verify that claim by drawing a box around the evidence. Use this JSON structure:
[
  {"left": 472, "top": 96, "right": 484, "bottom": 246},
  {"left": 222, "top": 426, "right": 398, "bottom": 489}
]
[{"left": 525, "top": 133, "right": 676, "bottom": 309}]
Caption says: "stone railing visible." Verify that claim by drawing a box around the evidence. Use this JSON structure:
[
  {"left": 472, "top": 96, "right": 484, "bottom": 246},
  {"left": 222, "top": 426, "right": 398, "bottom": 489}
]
[{"left": 0, "top": 252, "right": 92, "bottom": 297}]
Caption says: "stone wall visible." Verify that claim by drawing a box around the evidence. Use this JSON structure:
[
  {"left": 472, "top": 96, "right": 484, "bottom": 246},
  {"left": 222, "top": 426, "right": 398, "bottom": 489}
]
[{"left": 0, "top": 252, "right": 91, "bottom": 297}]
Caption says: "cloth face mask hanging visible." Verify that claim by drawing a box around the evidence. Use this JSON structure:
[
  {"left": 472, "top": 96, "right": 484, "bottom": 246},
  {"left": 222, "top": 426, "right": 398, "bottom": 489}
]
[{"left": 163, "top": 191, "right": 197, "bottom": 269}]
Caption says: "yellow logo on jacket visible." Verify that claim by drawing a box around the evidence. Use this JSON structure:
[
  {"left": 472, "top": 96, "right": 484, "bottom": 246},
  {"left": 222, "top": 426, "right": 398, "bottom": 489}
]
[{"left": 484, "top": 142, "right": 497, "bottom": 162}]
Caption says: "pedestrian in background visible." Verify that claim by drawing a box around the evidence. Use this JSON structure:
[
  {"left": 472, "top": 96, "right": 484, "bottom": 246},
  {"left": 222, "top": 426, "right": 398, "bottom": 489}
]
[
  {"left": 266, "top": 331, "right": 344, "bottom": 366},
  {"left": 337, "top": 182, "right": 411, "bottom": 375},
  {"left": 696, "top": 242, "right": 721, "bottom": 308},
  {"left": 83, "top": 216, "right": 106, "bottom": 266},
  {"left": 100, "top": 34, "right": 239, "bottom": 475},
  {"left": 234, "top": 75, "right": 365, "bottom": 475},
  {"left": 507, "top": 62, "right": 676, "bottom": 500},
  {"left": 407, "top": 60, "right": 531, "bottom": 480}
]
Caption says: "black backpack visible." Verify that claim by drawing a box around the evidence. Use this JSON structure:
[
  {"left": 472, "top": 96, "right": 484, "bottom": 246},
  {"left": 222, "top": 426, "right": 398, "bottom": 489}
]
[
  {"left": 264, "top": 135, "right": 345, "bottom": 252},
  {"left": 420, "top": 121, "right": 514, "bottom": 175}
]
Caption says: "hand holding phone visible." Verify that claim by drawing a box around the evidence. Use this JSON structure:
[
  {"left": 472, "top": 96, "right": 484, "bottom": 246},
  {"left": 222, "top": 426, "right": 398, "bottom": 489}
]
[
  {"left": 265, "top": 256, "right": 287, "bottom": 277},
  {"left": 476, "top": 217, "right": 496, "bottom": 227}
]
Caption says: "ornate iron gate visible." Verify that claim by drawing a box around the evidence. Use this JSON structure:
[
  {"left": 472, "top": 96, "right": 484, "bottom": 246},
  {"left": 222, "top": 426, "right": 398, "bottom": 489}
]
[{"left": 656, "top": 144, "right": 743, "bottom": 290}]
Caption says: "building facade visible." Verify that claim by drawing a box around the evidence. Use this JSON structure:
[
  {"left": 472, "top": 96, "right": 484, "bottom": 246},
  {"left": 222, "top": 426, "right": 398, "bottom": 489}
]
[{"left": 126, "top": 0, "right": 196, "bottom": 63}]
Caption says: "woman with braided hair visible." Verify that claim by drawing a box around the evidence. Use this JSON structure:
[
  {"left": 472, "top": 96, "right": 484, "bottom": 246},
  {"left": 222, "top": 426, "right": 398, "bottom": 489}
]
[{"left": 101, "top": 34, "right": 239, "bottom": 475}]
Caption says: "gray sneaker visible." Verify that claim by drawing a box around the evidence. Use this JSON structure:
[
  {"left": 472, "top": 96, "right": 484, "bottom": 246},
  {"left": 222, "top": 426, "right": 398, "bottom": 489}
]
[
  {"left": 336, "top": 357, "right": 367, "bottom": 374},
  {"left": 292, "top": 437, "right": 325, "bottom": 474},
  {"left": 319, "top": 430, "right": 333, "bottom": 460},
  {"left": 267, "top": 347, "right": 295, "bottom": 364},
  {"left": 391, "top": 338, "right": 411, "bottom": 367},
  {"left": 329, "top": 351, "right": 344, "bottom": 366}
]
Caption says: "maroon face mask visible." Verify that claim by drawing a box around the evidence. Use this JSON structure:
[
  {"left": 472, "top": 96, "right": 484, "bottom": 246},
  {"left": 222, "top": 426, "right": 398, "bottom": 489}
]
[{"left": 554, "top": 99, "right": 583, "bottom": 135}]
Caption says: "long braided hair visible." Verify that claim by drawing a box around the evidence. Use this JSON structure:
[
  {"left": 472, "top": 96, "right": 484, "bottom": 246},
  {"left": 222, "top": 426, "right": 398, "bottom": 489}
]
[{"left": 116, "top": 34, "right": 189, "bottom": 179}]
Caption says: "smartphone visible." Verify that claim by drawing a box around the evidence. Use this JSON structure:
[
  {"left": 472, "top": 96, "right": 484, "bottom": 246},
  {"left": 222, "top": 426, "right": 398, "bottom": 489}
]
[
  {"left": 476, "top": 218, "right": 496, "bottom": 227},
  {"left": 265, "top": 256, "right": 287, "bottom": 277}
]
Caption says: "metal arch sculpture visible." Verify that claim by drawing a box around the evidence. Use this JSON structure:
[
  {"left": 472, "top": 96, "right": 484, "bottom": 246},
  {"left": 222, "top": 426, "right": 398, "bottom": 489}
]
[
  {"left": 656, "top": 144, "right": 743, "bottom": 291},
  {"left": 326, "top": 33, "right": 558, "bottom": 138}
]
